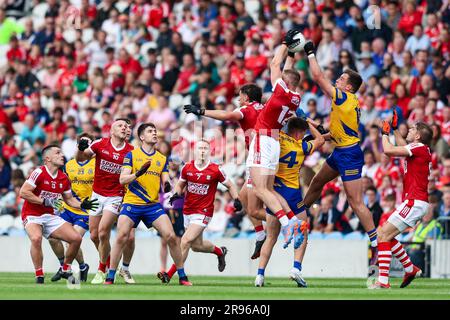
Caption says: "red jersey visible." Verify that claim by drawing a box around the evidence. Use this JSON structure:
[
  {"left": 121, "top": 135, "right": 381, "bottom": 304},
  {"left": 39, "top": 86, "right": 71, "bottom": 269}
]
[
  {"left": 403, "top": 143, "right": 431, "bottom": 202},
  {"left": 234, "top": 101, "right": 265, "bottom": 149},
  {"left": 88, "top": 138, "right": 134, "bottom": 197},
  {"left": 22, "top": 166, "right": 71, "bottom": 220},
  {"left": 254, "top": 78, "right": 301, "bottom": 137},
  {"left": 180, "top": 161, "right": 227, "bottom": 217}
]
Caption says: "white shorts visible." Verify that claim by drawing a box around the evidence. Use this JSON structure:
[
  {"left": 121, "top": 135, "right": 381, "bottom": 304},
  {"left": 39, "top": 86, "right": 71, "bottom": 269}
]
[
  {"left": 246, "top": 134, "right": 280, "bottom": 171},
  {"left": 245, "top": 166, "right": 253, "bottom": 188},
  {"left": 388, "top": 199, "right": 429, "bottom": 232},
  {"left": 23, "top": 214, "right": 66, "bottom": 239},
  {"left": 90, "top": 191, "right": 123, "bottom": 216},
  {"left": 183, "top": 214, "right": 212, "bottom": 229}
]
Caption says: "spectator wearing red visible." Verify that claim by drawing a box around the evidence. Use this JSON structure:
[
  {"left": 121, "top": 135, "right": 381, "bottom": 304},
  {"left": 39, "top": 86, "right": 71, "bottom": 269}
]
[
  {"left": 373, "top": 154, "right": 401, "bottom": 188},
  {"left": 398, "top": 0, "right": 422, "bottom": 36},
  {"left": 173, "top": 53, "right": 196, "bottom": 94},
  {"left": 244, "top": 40, "right": 268, "bottom": 79},
  {"left": 303, "top": 12, "right": 323, "bottom": 46},
  {"left": 44, "top": 107, "right": 67, "bottom": 144},
  {"left": 212, "top": 68, "right": 235, "bottom": 104},
  {"left": 147, "top": 0, "right": 170, "bottom": 29},
  {"left": 377, "top": 194, "right": 396, "bottom": 229},
  {"left": 217, "top": 4, "right": 236, "bottom": 32},
  {"left": 7, "top": 36, "right": 26, "bottom": 65},
  {"left": 118, "top": 48, "right": 143, "bottom": 77},
  {"left": 230, "top": 52, "right": 246, "bottom": 88}
]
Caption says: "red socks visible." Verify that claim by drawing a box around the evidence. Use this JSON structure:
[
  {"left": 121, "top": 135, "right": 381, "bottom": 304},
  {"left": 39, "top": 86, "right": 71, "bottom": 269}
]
[
  {"left": 275, "top": 210, "right": 286, "bottom": 220},
  {"left": 35, "top": 268, "right": 44, "bottom": 277},
  {"left": 213, "top": 246, "right": 223, "bottom": 257},
  {"left": 286, "top": 211, "right": 295, "bottom": 219},
  {"left": 167, "top": 264, "right": 177, "bottom": 278},
  {"left": 98, "top": 262, "right": 107, "bottom": 273},
  {"left": 378, "top": 242, "right": 392, "bottom": 285},
  {"left": 62, "top": 263, "right": 71, "bottom": 272},
  {"left": 390, "top": 239, "right": 413, "bottom": 273},
  {"left": 254, "top": 225, "right": 264, "bottom": 233},
  {"left": 106, "top": 255, "right": 111, "bottom": 269}
]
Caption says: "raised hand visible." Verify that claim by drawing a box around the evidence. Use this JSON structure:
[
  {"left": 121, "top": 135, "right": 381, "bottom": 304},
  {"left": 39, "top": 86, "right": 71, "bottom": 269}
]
[
  {"left": 135, "top": 161, "right": 151, "bottom": 178},
  {"left": 183, "top": 104, "right": 205, "bottom": 116},
  {"left": 80, "top": 198, "right": 99, "bottom": 211}
]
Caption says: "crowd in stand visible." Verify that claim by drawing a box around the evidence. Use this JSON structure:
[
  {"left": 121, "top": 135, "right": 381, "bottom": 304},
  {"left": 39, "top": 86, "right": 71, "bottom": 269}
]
[{"left": 0, "top": 0, "right": 449, "bottom": 242}]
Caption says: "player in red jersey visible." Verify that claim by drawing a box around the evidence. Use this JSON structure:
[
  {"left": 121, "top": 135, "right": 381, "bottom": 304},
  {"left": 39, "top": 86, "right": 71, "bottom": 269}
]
[
  {"left": 247, "top": 31, "right": 306, "bottom": 249},
  {"left": 76, "top": 118, "right": 136, "bottom": 284},
  {"left": 183, "top": 83, "right": 267, "bottom": 259},
  {"left": 162, "top": 140, "right": 242, "bottom": 282},
  {"left": 370, "top": 112, "right": 433, "bottom": 289},
  {"left": 19, "top": 145, "right": 98, "bottom": 283}
]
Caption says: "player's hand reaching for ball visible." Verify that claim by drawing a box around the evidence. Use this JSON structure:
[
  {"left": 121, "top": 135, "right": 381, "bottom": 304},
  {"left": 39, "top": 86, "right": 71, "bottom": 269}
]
[
  {"left": 80, "top": 197, "right": 99, "bottom": 211},
  {"left": 381, "top": 120, "right": 391, "bottom": 136},
  {"left": 184, "top": 104, "right": 205, "bottom": 116},
  {"left": 233, "top": 198, "right": 243, "bottom": 212},
  {"left": 135, "top": 160, "right": 151, "bottom": 177},
  {"left": 391, "top": 109, "right": 398, "bottom": 130},
  {"left": 283, "top": 29, "right": 300, "bottom": 47},
  {"left": 78, "top": 138, "right": 90, "bottom": 151},
  {"left": 304, "top": 41, "right": 316, "bottom": 56},
  {"left": 169, "top": 193, "right": 182, "bottom": 206}
]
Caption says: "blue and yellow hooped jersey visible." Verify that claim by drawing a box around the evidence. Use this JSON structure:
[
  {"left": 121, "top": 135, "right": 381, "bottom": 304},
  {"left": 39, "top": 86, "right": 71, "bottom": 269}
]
[
  {"left": 329, "top": 87, "right": 361, "bottom": 147},
  {"left": 122, "top": 147, "right": 168, "bottom": 205},
  {"left": 275, "top": 131, "right": 314, "bottom": 189},
  {"left": 63, "top": 158, "right": 95, "bottom": 216}
]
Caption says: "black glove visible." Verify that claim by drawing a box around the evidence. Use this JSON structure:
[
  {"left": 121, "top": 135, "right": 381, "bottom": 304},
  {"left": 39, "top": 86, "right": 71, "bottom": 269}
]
[
  {"left": 169, "top": 193, "right": 182, "bottom": 206},
  {"left": 287, "top": 51, "right": 295, "bottom": 58},
  {"left": 80, "top": 198, "right": 99, "bottom": 211},
  {"left": 317, "top": 125, "right": 328, "bottom": 135},
  {"left": 303, "top": 135, "right": 314, "bottom": 142},
  {"left": 135, "top": 160, "right": 151, "bottom": 177},
  {"left": 233, "top": 198, "right": 243, "bottom": 212},
  {"left": 283, "top": 29, "right": 300, "bottom": 47},
  {"left": 184, "top": 104, "right": 205, "bottom": 116},
  {"left": 78, "top": 139, "right": 90, "bottom": 151},
  {"left": 163, "top": 181, "right": 171, "bottom": 193},
  {"left": 304, "top": 41, "right": 315, "bottom": 56}
]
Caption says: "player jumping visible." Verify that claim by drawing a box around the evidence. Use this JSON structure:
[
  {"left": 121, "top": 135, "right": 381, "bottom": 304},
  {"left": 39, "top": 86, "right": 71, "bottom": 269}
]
[
  {"left": 247, "top": 31, "right": 307, "bottom": 249},
  {"left": 105, "top": 123, "right": 190, "bottom": 285},
  {"left": 369, "top": 113, "right": 432, "bottom": 289},
  {"left": 48, "top": 133, "right": 95, "bottom": 282},
  {"left": 255, "top": 117, "right": 325, "bottom": 287},
  {"left": 299, "top": 40, "right": 379, "bottom": 264},
  {"left": 162, "top": 140, "right": 242, "bottom": 283},
  {"left": 20, "top": 145, "right": 98, "bottom": 283},
  {"left": 76, "top": 118, "right": 136, "bottom": 284},
  {"left": 183, "top": 83, "right": 267, "bottom": 259}
]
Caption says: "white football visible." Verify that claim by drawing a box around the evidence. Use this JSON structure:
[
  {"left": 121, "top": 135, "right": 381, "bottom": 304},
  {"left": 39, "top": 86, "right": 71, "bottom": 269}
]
[{"left": 288, "top": 32, "right": 307, "bottom": 53}]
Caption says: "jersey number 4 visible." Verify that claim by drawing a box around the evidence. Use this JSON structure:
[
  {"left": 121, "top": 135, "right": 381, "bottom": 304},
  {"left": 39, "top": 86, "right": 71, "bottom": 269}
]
[
  {"left": 277, "top": 106, "right": 296, "bottom": 125},
  {"left": 279, "top": 151, "right": 298, "bottom": 168}
]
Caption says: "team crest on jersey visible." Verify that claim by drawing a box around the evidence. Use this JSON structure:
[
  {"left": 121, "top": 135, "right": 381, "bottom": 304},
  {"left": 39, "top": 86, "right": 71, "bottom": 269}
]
[
  {"left": 156, "top": 161, "right": 161, "bottom": 167},
  {"left": 291, "top": 96, "right": 300, "bottom": 106},
  {"left": 88, "top": 169, "right": 93, "bottom": 174},
  {"left": 59, "top": 183, "right": 63, "bottom": 188}
]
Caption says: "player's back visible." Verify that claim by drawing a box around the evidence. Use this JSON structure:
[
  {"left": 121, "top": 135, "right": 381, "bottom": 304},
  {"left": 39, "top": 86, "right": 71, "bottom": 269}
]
[
  {"left": 255, "top": 79, "right": 301, "bottom": 136},
  {"left": 329, "top": 87, "right": 361, "bottom": 147},
  {"left": 403, "top": 143, "right": 431, "bottom": 202},
  {"left": 276, "top": 132, "right": 314, "bottom": 189},
  {"left": 235, "top": 101, "right": 264, "bottom": 148},
  {"left": 181, "top": 161, "right": 227, "bottom": 217},
  {"left": 122, "top": 147, "right": 168, "bottom": 205},
  {"left": 88, "top": 137, "right": 134, "bottom": 197},
  {"left": 22, "top": 166, "right": 71, "bottom": 219},
  {"left": 63, "top": 158, "right": 95, "bottom": 214}
]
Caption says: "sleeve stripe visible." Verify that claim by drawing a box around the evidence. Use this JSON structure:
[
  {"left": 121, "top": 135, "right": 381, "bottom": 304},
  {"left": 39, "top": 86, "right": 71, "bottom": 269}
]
[{"left": 28, "top": 168, "right": 42, "bottom": 185}]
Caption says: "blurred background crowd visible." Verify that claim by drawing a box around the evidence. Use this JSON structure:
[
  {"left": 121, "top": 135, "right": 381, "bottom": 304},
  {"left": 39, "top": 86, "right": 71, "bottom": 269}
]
[{"left": 0, "top": 0, "right": 449, "bottom": 246}]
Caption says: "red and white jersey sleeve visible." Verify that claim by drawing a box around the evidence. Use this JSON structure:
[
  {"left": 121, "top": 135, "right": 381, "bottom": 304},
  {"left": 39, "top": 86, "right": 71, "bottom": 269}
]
[
  {"left": 402, "top": 143, "right": 431, "bottom": 202},
  {"left": 90, "top": 138, "right": 134, "bottom": 197},
  {"left": 254, "top": 78, "right": 301, "bottom": 136},
  {"left": 22, "top": 166, "right": 71, "bottom": 220},
  {"left": 182, "top": 161, "right": 227, "bottom": 217},
  {"left": 235, "top": 102, "right": 264, "bottom": 149}
]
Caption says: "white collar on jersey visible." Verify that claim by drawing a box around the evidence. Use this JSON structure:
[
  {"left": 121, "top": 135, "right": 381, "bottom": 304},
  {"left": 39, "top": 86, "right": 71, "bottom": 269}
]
[
  {"left": 194, "top": 160, "right": 210, "bottom": 172},
  {"left": 44, "top": 165, "right": 58, "bottom": 179}
]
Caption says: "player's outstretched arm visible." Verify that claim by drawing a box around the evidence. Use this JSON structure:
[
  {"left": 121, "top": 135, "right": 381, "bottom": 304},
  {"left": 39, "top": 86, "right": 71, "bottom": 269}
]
[
  {"left": 184, "top": 104, "right": 242, "bottom": 122},
  {"left": 75, "top": 137, "right": 94, "bottom": 162},
  {"left": 307, "top": 119, "right": 325, "bottom": 151},
  {"left": 391, "top": 109, "right": 407, "bottom": 146},
  {"left": 304, "top": 41, "right": 334, "bottom": 98},
  {"left": 62, "top": 192, "right": 99, "bottom": 211},
  {"left": 270, "top": 44, "right": 288, "bottom": 87},
  {"left": 380, "top": 121, "right": 410, "bottom": 157}
]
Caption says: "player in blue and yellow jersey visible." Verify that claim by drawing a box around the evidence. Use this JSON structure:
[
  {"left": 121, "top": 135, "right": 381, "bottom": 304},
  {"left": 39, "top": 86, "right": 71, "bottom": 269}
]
[
  {"left": 104, "top": 123, "right": 191, "bottom": 286},
  {"left": 300, "top": 40, "right": 378, "bottom": 267},
  {"left": 255, "top": 117, "right": 324, "bottom": 287},
  {"left": 49, "top": 133, "right": 95, "bottom": 282}
]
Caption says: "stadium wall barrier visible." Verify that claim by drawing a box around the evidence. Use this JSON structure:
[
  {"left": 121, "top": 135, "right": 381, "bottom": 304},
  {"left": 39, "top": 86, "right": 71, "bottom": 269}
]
[{"left": 1, "top": 237, "right": 370, "bottom": 278}]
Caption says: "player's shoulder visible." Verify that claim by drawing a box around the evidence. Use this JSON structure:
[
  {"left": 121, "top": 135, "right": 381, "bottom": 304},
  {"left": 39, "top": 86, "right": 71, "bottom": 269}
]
[
  {"left": 126, "top": 142, "right": 135, "bottom": 151},
  {"left": 29, "top": 166, "right": 44, "bottom": 178},
  {"left": 407, "top": 142, "right": 431, "bottom": 156}
]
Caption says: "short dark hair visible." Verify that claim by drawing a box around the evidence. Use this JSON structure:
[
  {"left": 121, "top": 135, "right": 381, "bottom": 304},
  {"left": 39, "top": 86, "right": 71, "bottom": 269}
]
[
  {"left": 366, "top": 186, "right": 377, "bottom": 194},
  {"left": 344, "top": 69, "right": 363, "bottom": 93},
  {"left": 77, "top": 132, "right": 94, "bottom": 144},
  {"left": 239, "top": 83, "right": 262, "bottom": 103},
  {"left": 287, "top": 118, "right": 309, "bottom": 138},
  {"left": 283, "top": 69, "right": 301, "bottom": 88},
  {"left": 416, "top": 122, "right": 433, "bottom": 146},
  {"left": 137, "top": 123, "right": 156, "bottom": 140},
  {"left": 114, "top": 117, "right": 131, "bottom": 125},
  {"left": 42, "top": 144, "right": 60, "bottom": 158}
]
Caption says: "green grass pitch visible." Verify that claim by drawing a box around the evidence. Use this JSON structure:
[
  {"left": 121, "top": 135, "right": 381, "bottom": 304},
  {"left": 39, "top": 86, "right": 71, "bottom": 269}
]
[{"left": 1, "top": 273, "right": 449, "bottom": 300}]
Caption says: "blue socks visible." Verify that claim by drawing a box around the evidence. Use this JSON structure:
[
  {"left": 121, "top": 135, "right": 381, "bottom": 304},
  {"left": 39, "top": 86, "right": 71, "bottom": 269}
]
[
  {"left": 294, "top": 261, "right": 302, "bottom": 271},
  {"left": 367, "top": 228, "right": 378, "bottom": 247},
  {"left": 58, "top": 257, "right": 64, "bottom": 266},
  {"left": 257, "top": 268, "right": 265, "bottom": 276},
  {"left": 79, "top": 263, "right": 87, "bottom": 270},
  {"left": 177, "top": 268, "right": 186, "bottom": 278},
  {"left": 107, "top": 269, "right": 116, "bottom": 279}
]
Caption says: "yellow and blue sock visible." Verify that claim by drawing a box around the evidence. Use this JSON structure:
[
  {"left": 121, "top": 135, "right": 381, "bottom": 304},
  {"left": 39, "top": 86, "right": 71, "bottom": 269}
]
[{"left": 367, "top": 228, "right": 378, "bottom": 247}]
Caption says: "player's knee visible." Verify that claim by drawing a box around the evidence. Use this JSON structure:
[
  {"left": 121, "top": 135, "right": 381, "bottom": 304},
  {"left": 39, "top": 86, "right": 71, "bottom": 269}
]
[
  {"left": 71, "top": 233, "right": 82, "bottom": 246},
  {"left": 90, "top": 231, "right": 99, "bottom": 244},
  {"left": 98, "top": 229, "right": 110, "bottom": 242},
  {"left": 165, "top": 232, "right": 177, "bottom": 245},
  {"left": 127, "top": 232, "right": 135, "bottom": 244},
  {"left": 30, "top": 235, "right": 43, "bottom": 247}
]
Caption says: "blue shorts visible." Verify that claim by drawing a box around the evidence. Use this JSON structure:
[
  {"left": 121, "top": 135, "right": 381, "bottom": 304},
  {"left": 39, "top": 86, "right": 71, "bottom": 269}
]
[
  {"left": 326, "top": 144, "right": 364, "bottom": 182},
  {"left": 120, "top": 203, "right": 166, "bottom": 228},
  {"left": 60, "top": 209, "right": 89, "bottom": 231},
  {"left": 267, "top": 185, "right": 305, "bottom": 216}
]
